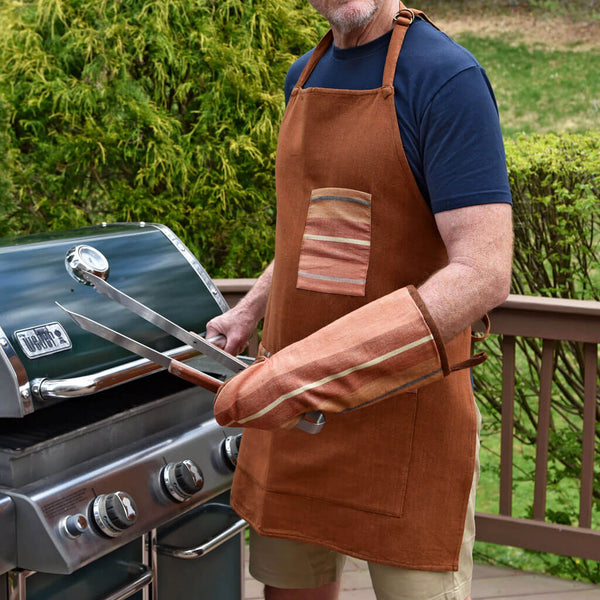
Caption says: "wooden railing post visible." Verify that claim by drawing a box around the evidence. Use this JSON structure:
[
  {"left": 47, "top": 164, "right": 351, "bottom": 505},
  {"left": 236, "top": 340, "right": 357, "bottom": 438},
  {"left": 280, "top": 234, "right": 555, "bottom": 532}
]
[
  {"left": 533, "top": 338, "right": 555, "bottom": 522},
  {"left": 580, "top": 342, "right": 598, "bottom": 528},
  {"left": 500, "top": 335, "right": 516, "bottom": 517}
]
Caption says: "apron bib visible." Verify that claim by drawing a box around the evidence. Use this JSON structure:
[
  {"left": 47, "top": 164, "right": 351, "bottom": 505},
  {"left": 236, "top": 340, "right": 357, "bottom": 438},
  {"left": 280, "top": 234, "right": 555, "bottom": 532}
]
[{"left": 230, "top": 8, "right": 478, "bottom": 570}]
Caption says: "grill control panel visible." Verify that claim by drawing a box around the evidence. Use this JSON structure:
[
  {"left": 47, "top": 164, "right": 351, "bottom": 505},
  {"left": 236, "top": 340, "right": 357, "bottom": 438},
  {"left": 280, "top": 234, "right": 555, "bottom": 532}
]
[{"left": 6, "top": 419, "right": 240, "bottom": 574}]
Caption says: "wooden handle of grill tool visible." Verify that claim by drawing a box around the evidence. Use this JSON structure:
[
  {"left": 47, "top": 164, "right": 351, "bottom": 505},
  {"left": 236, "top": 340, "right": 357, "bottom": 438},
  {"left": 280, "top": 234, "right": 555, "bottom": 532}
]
[{"left": 168, "top": 360, "right": 222, "bottom": 393}]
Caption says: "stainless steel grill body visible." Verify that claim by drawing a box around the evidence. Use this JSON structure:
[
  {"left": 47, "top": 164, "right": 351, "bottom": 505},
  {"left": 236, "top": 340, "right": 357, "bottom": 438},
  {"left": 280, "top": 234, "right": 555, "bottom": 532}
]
[{"left": 0, "top": 223, "right": 245, "bottom": 599}]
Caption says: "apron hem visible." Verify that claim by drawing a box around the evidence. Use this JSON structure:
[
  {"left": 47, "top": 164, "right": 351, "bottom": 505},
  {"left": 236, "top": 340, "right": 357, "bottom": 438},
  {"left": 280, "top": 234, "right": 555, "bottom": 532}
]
[{"left": 237, "top": 504, "right": 460, "bottom": 573}]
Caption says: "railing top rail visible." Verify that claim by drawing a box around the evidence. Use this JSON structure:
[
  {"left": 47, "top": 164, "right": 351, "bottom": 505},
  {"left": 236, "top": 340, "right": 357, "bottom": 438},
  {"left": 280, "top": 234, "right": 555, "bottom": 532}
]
[
  {"left": 502, "top": 294, "right": 600, "bottom": 317},
  {"left": 492, "top": 295, "right": 600, "bottom": 343},
  {"left": 213, "top": 278, "right": 258, "bottom": 294},
  {"left": 214, "top": 280, "right": 600, "bottom": 319}
]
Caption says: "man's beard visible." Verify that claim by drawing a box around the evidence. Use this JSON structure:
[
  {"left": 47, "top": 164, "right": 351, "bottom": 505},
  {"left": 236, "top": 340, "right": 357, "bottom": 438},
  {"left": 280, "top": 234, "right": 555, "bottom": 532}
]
[{"left": 310, "top": 0, "right": 381, "bottom": 34}]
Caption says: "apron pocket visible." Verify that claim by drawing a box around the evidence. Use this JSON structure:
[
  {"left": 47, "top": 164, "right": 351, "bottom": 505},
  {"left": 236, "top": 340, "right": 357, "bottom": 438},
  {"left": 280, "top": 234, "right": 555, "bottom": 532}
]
[
  {"left": 263, "top": 392, "right": 417, "bottom": 518},
  {"left": 297, "top": 187, "right": 372, "bottom": 297}
]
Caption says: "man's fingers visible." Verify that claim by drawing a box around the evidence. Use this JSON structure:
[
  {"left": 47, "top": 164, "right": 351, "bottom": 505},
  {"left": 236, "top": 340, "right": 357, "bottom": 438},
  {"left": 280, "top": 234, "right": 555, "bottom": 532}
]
[{"left": 207, "top": 333, "right": 227, "bottom": 349}]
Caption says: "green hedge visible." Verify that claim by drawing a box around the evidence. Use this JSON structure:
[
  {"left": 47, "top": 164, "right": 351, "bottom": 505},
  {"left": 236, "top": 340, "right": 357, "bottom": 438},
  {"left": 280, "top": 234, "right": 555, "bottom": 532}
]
[
  {"left": 0, "top": 0, "right": 326, "bottom": 277},
  {"left": 480, "top": 132, "right": 599, "bottom": 480},
  {"left": 506, "top": 132, "right": 600, "bottom": 301}
]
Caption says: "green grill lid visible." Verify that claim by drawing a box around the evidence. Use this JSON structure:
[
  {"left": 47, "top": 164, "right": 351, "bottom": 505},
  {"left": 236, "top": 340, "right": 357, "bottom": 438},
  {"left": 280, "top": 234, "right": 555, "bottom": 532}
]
[{"left": 0, "top": 223, "right": 229, "bottom": 417}]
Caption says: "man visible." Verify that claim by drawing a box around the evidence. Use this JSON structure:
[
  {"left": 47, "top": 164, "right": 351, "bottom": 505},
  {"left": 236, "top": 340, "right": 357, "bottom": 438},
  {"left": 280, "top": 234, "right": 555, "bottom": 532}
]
[{"left": 207, "top": 1, "right": 513, "bottom": 598}]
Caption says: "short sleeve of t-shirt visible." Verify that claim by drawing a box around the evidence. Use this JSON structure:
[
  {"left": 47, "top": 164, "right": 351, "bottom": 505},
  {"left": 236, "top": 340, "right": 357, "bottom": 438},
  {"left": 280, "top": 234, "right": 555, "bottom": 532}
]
[
  {"left": 414, "top": 65, "right": 511, "bottom": 212},
  {"left": 283, "top": 20, "right": 512, "bottom": 214}
]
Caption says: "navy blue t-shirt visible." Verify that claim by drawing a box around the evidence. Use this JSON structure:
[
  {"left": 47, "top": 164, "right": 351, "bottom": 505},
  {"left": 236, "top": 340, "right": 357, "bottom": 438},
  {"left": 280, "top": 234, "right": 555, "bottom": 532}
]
[{"left": 284, "top": 20, "right": 512, "bottom": 213}]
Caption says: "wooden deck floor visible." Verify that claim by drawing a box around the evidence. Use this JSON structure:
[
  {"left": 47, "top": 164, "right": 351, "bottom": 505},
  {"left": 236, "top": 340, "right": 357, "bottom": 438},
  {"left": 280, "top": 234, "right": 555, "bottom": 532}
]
[{"left": 245, "top": 555, "right": 600, "bottom": 599}]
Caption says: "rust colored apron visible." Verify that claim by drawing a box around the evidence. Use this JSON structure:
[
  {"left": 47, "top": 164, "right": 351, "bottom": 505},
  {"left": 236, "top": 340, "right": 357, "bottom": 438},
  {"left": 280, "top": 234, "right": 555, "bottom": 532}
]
[{"left": 230, "top": 9, "right": 478, "bottom": 571}]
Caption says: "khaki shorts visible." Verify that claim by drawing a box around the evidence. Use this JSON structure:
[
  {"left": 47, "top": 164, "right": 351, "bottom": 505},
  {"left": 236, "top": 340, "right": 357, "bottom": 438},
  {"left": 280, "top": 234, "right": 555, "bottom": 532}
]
[{"left": 249, "top": 420, "right": 480, "bottom": 600}]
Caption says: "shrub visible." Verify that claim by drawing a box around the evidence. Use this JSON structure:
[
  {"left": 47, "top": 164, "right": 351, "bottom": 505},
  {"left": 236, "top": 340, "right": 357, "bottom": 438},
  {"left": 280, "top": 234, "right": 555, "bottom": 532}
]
[
  {"left": 0, "top": 94, "right": 15, "bottom": 223},
  {"left": 0, "top": 0, "right": 326, "bottom": 276},
  {"left": 507, "top": 132, "right": 600, "bottom": 301},
  {"left": 478, "top": 132, "right": 600, "bottom": 468}
]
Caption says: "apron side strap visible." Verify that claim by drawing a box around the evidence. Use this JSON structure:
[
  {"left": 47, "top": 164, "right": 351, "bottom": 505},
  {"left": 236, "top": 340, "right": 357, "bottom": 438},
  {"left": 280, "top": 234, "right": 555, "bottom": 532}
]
[
  {"left": 471, "top": 313, "right": 491, "bottom": 342},
  {"left": 450, "top": 351, "right": 488, "bottom": 373}
]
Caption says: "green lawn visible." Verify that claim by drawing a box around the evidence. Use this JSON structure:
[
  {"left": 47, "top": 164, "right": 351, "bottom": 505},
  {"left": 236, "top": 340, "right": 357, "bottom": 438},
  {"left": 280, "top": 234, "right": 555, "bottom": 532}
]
[{"left": 455, "top": 34, "right": 600, "bottom": 137}]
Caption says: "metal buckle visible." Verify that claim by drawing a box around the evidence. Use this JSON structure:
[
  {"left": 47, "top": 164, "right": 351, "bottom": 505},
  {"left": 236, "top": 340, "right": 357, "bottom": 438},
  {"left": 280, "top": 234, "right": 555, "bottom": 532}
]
[{"left": 393, "top": 8, "right": 415, "bottom": 24}]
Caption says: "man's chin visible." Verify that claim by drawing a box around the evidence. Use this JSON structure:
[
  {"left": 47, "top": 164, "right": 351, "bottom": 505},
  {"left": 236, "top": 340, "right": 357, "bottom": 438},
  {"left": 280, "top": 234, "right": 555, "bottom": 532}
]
[
  {"left": 330, "top": 4, "right": 378, "bottom": 33},
  {"left": 309, "top": 0, "right": 380, "bottom": 33}
]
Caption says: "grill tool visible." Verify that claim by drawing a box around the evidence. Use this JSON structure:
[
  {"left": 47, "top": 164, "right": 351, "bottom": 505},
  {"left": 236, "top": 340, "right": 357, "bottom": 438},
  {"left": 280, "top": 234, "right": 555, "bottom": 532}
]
[{"left": 58, "top": 275, "right": 324, "bottom": 434}]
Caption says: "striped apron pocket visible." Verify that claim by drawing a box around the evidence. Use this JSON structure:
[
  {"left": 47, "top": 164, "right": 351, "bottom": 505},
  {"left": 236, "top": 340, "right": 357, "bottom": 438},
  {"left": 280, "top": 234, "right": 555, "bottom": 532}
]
[{"left": 297, "top": 187, "right": 372, "bottom": 296}]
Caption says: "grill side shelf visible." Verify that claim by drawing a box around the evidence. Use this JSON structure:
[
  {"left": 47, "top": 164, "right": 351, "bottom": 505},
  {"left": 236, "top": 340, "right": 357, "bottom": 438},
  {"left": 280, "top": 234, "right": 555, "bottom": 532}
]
[{"left": 0, "top": 494, "right": 16, "bottom": 572}]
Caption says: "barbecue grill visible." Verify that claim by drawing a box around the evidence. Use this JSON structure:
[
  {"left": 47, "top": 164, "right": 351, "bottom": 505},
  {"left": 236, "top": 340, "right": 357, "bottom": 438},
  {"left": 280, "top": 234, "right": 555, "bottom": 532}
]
[{"left": 0, "top": 222, "right": 246, "bottom": 600}]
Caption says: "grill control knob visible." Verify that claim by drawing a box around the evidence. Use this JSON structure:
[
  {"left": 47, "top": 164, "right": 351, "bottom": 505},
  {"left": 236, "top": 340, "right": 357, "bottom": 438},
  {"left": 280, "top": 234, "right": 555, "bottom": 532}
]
[
  {"left": 60, "top": 514, "right": 88, "bottom": 538},
  {"left": 162, "top": 459, "right": 204, "bottom": 502},
  {"left": 221, "top": 434, "right": 242, "bottom": 471},
  {"left": 91, "top": 491, "right": 138, "bottom": 537},
  {"left": 65, "top": 244, "right": 110, "bottom": 285}
]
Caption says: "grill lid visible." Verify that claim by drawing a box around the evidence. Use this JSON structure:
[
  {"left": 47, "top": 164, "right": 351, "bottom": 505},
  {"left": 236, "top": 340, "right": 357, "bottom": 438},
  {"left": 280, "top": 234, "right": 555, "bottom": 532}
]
[{"left": 0, "top": 223, "right": 229, "bottom": 417}]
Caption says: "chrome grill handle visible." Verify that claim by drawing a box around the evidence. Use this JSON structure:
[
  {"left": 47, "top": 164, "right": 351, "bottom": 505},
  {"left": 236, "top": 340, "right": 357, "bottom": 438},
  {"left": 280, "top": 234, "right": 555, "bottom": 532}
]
[
  {"left": 100, "top": 563, "right": 153, "bottom": 600},
  {"left": 155, "top": 504, "right": 247, "bottom": 560},
  {"left": 31, "top": 346, "right": 200, "bottom": 401}
]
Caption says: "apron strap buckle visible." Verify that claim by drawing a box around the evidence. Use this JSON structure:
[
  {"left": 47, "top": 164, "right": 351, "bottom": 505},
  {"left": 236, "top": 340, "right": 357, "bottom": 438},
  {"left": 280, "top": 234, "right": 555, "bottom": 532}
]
[{"left": 393, "top": 8, "right": 415, "bottom": 25}]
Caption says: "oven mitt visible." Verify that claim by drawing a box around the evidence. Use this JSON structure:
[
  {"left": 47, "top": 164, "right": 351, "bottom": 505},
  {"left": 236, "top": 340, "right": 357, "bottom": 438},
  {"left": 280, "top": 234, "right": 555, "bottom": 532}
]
[{"left": 213, "top": 285, "right": 485, "bottom": 430}]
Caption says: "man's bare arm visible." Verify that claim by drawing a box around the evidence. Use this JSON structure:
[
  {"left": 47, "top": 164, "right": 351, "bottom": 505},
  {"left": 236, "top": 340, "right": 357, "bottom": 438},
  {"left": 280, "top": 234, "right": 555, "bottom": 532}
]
[
  {"left": 418, "top": 203, "right": 513, "bottom": 342},
  {"left": 206, "top": 261, "right": 273, "bottom": 355},
  {"left": 207, "top": 202, "right": 511, "bottom": 355}
]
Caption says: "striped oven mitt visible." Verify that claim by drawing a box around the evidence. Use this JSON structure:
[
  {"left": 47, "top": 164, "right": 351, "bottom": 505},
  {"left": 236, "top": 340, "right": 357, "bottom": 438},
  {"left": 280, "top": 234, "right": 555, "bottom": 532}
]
[{"left": 213, "top": 286, "right": 485, "bottom": 430}]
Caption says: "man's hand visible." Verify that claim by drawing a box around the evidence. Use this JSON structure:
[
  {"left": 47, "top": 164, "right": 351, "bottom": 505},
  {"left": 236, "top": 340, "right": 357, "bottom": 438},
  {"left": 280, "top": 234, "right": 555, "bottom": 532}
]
[
  {"left": 206, "top": 304, "right": 260, "bottom": 356},
  {"left": 206, "top": 262, "right": 274, "bottom": 356}
]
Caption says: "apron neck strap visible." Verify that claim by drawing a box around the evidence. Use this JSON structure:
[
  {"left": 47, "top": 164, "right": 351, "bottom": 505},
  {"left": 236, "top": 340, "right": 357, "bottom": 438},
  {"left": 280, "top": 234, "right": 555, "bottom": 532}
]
[
  {"left": 382, "top": 4, "right": 436, "bottom": 88},
  {"left": 295, "top": 30, "right": 334, "bottom": 90}
]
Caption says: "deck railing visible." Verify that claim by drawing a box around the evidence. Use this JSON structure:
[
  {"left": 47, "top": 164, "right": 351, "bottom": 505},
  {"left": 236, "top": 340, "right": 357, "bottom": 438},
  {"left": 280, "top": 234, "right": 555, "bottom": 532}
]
[
  {"left": 215, "top": 280, "right": 600, "bottom": 560},
  {"left": 472, "top": 294, "right": 600, "bottom": 561}
]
